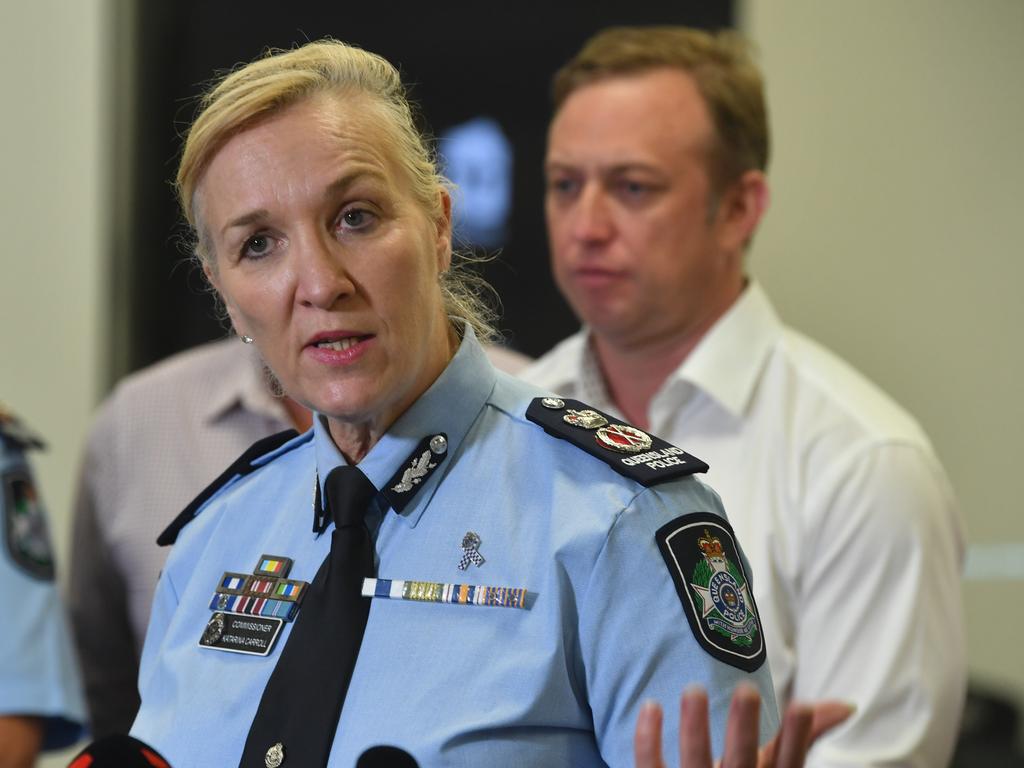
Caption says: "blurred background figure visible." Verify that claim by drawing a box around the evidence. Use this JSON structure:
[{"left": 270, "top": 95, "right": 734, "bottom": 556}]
[
  {"left": 66, "top": 340, "right": 307, "bottom": 736},
  {"left": 522, "top": 26, "right": 965, "bottom": 766},
  {"left": 0, "top": 405, "right": 85, "bottom": 767}
]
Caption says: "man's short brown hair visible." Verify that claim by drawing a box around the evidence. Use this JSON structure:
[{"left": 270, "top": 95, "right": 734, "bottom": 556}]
[{"left": 553, "top": 26, "right": 769, "bottom": 198}]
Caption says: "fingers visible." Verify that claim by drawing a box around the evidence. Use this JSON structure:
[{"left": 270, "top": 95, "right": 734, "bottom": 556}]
[
  {"left": 679, "top": 686, "right": 712, "bottom": 768},
  {"left": 641, "top": 686, "right": 853, "bottom": 768},
  {"left": 808, "top": 701, "right": 854, "bottom": 744},
  {"left": 771, "top": 702, "right": 813, "bottom": 768},
  {"left": 758, "top": 736, "right": 777, "bottom": 768},
  {"left": 764, "top": 699, "right": 853, "bottom": 768},
  {"left": 635, "top": 700, "right": 667, "bottom": 768},
  {"left": 720, "top": 683, "right": 760, "bottom": 768}
]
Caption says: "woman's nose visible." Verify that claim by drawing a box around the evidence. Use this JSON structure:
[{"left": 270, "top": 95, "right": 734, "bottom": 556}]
[{"left": 294, "top": 231, "right": 356, "bottom": 309}]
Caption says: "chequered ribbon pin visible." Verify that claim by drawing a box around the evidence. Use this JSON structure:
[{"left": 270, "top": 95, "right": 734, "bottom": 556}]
[{"left": 458, "top": 531, "right": 485, "bottom": 571}]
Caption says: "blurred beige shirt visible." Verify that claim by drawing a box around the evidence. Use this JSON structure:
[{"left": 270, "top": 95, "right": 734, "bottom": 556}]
[{"left": 68, "top": 339, "right": 291, "bottom": 735}]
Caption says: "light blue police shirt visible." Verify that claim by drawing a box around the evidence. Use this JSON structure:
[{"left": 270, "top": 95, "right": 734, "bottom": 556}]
[
  {"left": 0, "top": 426, "right": 86, "bottom": 750},
  {"left": 132, "top": 330, "right": 778, "bottom": 766}
]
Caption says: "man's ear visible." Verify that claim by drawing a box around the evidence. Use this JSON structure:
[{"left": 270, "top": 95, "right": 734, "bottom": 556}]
[
  {"left": 715, "top": 170, "right": 770, "bottom": 253},
  {"left": 435, "top": 188, "right": 453, "bottom": 274}
]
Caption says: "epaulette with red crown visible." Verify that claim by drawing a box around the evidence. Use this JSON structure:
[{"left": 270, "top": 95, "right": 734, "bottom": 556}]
[{"left": 525, "top": 397, "right": 708, "bottom": 487}]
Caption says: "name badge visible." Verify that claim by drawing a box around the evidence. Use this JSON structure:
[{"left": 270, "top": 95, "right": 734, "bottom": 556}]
[
  {"left": 199, "top": 612, "right": 284, "bottom": 656},
  {"left": 197, "top": 554, "right": 305, "bottom": 656}
]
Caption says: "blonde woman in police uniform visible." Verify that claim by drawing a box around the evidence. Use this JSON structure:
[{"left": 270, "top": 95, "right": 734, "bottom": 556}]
[{"left": 129, "top": 40, "right": 842, "bottom": 768}]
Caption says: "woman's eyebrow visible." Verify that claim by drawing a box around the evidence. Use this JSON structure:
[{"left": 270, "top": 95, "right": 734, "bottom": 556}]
[
  {"left": 221, "top": 209, "right": 269, "bottom": 237},
  {"left": 323, "top": 168, "right": 388, "bottom": 200}
]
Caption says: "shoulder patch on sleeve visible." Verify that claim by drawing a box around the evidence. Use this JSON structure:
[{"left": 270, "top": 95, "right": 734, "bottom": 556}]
[
  {"left": 2, "top": 467, "right": 55, "bottom": 580},
  {"left": 157, "top": 429, "right": 300, "bottom": 547},
  {"left": 656, "top": 513, "right": 765, "bottom": 672},
  {"left": 525, "top": 397, "right": 708, "bottom": 486}
]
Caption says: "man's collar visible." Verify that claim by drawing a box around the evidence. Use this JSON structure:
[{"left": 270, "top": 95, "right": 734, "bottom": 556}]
[
  {"left": 672, "top": 281, "right": 782, "bottom": 418},
  {"left": 560, "top": 281, "right": 782, "bottom": 421}
]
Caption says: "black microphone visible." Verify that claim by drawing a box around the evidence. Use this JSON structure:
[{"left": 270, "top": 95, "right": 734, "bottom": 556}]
[
  {"left": 355, "top": 745, "right": 420, "bottom": 767},
  {"left": 67, "top": 734, "right": 172, "bottom": 768}
]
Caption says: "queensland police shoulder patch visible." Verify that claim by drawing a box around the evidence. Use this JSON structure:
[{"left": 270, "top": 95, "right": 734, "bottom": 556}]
[
  {"left": 526, "top": 397, "right": 708, "bottom": 486},
  {"left": 656, "top": 513, "right": 765, "bottom": 672},
  {"left": 2, "top": 468, "right": 55, "bottom": 580}
]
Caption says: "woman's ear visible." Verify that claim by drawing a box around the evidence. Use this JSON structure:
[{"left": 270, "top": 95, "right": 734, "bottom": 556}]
[
  {"left": 202, "top": 262, "right": 219, "bottom": 293},
  {"left": 204, "top": 262, "right": 245, "bottom": 338}
]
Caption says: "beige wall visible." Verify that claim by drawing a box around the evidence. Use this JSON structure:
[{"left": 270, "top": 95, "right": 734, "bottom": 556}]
[
  {"left": 0, "top": 0, "right": 109, "bottom": 552},
  {"left": 742, "top": 0, "right": 1024, "bottom": 715},
  {"left": 0, "top": 1, "right": 109, "bottom": 763}
]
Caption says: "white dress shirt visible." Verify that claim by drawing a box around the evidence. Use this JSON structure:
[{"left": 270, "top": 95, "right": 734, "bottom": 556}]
[{"left": 522, "top": 282, "right": 967, "bottom": 768}]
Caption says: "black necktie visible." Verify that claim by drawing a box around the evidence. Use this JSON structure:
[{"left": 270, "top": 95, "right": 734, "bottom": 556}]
[{"left": 240, "top": 466, "right": 378, "bottom": 768}]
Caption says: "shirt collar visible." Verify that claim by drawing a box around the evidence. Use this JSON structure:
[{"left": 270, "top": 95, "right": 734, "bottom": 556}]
[
  {"left": 203, "top": 342, "right": 288, "bottom": 425},
  {"left": 312, "top": 324, "right": 497, "bottom": 528},
  {"left": 577, "top": 338, "right": 617, "bottom": 414},
  {"left": 671, "top": 281, "right": 782, "bottom": 418}
]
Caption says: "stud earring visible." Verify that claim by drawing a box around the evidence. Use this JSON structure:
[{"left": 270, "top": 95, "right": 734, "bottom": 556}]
[{"left": 240, "top": 335, "right": 254, "bottom": 344}]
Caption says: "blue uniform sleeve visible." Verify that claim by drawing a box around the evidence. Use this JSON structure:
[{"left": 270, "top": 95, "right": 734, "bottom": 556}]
[
  {"left": 0, "top": 439, "right": 86, "bottom": 750},
  {"left": 132, "top": 559, "right": 181, "bottom": 741},
  {"left": 578, "top": 479, "right": 778, "bottom": 766}
]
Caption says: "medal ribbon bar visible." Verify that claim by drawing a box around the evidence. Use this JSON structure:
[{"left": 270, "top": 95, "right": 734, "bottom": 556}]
[{"left": 362, "top": 578, "right": 527, "bottom": 609}]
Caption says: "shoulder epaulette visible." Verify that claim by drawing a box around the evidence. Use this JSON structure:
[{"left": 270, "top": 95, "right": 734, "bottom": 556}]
[
  {"left": 526, "top": 397, "right": 708, "bottom": 487},
  {"left": 0, "top": 404, "right": 45, "bottom": 451},
  {"left": 157, "top": 429, "right": 299, "bottom": 546}
]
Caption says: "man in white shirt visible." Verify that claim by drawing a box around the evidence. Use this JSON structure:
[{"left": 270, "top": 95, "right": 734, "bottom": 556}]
[{"left": 521, "top": 26, "right": 966, "bottom": 767}]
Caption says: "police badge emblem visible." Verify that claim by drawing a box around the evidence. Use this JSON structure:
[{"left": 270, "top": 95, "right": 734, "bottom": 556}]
[
  {"left": 595, "top": 424, "right": 653, "bottom": 454},
  {"left": 656, "top": 513, "right": 765, "bottom": 672},
  {"left": 265, "top": 742, "right": 285, "bottom": 768},
  {"left": 202, "top": 612, "right": 225, "bottom": 645},
  {"left": 2, "top": 469, "right": 55, "bottom": 581}
]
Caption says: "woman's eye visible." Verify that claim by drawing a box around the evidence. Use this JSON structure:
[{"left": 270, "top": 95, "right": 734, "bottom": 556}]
[
  {"left": 241, "top": 234, "right": 274, "bottom": 260},
  {"left": 340, "top": 208, "right": 376, "bottom": 231}
]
